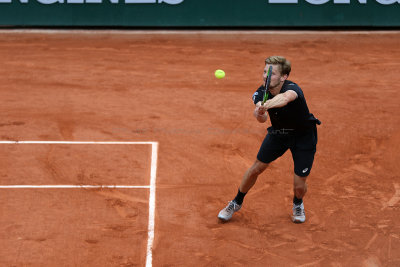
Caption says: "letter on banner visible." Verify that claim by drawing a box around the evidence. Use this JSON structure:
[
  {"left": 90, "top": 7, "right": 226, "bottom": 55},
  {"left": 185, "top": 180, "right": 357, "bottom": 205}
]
[
  {"left": 37, "top": 0, "right": 63, "bottom": 3},
  {"left": 158, "top": 0, "right": 184, "bottom": 4},
  {"left": 333, "top": 0, "right": 367, "bottom": 3},
  {"left": 125, "top": 0, "right": 156, "bottom": 3},
  {"left": 269, "top": 0, "right": 298, "bottom": 3},
  {"left": 305, "top": 0, "right": 330, "bottom": 4},
  {"left": 86, "top": 0, "right": 119, "bottom": 3},
  {"left": 376, "top": 0, "right": 399, "bottom": 4}
]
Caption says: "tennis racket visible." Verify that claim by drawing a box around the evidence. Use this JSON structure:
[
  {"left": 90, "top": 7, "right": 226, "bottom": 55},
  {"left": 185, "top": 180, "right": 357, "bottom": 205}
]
[{"left": 262, "top": 66, "right": 273, "bottom": 105}]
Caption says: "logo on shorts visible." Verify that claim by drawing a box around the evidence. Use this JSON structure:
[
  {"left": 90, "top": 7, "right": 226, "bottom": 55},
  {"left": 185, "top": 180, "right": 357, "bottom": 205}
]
[{"left": 302, "top": 168, "right": 308, "bottom": 173}]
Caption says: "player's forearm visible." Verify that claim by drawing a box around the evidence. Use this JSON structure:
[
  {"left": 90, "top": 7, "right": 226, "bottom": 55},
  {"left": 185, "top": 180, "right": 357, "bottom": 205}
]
[{"left": 264, "top": 94, "right": 290, "bottom": 109}]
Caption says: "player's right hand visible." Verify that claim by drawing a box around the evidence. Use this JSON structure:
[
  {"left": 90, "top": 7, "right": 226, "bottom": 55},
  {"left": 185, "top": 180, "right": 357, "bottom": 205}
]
[{"left": 256, "top": 105, "right": 267, "bottom": 115}]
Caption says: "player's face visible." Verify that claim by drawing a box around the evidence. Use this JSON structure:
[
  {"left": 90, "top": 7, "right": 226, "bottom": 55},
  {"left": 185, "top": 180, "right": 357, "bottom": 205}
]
[{"left": 263, "top": 64, "right": 287, "bottom": 90}]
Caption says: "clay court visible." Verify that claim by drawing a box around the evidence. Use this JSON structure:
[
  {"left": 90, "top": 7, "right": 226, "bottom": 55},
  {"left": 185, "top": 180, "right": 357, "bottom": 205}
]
[{"left": 0, "top": 30, "right": 399, "bottom": 266}]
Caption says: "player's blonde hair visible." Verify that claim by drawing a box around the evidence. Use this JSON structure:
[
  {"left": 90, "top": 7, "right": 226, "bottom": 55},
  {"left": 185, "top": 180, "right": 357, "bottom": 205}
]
[{"left": 265, "top": 56, "right": 291, "bottom": 77}]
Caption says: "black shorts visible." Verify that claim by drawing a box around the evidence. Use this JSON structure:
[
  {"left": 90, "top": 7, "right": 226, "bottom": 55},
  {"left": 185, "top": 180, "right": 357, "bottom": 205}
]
[{"left": 257, "top": 126, "right": 318, "bottom": 177}]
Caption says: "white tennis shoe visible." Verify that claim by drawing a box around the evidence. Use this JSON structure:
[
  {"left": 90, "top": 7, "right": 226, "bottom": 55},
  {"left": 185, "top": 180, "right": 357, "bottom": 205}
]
[
  {"left": 292, "top": 202, "right": 306, "bottom": 223},
  {"left": 218, "top": 201, "right": 241, "bottom": 221}
]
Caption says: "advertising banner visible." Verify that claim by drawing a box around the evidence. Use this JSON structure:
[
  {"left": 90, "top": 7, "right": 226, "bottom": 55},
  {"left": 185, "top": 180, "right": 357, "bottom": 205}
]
[{"left": 0, "top": 0, "right": 399, "bottom": 27}]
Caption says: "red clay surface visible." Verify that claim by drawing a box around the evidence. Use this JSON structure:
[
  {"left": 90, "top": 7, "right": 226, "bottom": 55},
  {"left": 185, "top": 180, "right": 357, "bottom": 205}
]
[
  {"left": 0, "top": 30, "right": 399, "bottom": 266},
  {"left": 0, "top": 144, "right": 151, "bottom": 185}
]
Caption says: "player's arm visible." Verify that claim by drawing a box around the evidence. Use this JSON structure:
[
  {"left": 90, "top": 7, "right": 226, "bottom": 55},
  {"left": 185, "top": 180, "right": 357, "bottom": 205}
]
[
  {"left": 263, "top": 90, "right": 298, "bottom": 110},
  {"left": 253, "top": 101, "right": 268, "bottom": 123}
]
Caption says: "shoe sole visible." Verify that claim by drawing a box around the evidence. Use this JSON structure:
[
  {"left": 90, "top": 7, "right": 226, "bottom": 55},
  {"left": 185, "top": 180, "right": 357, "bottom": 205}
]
[
  {"left": 292, "top": 216, "right": 305, "bottom": 223},
  {"left": 218, "top": 215, "right": 231, "bottom": 221}
]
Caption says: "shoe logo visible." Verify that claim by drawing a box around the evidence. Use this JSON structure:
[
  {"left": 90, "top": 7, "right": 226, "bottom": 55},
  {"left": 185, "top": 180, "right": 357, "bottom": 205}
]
[{"left": 302, "top": 168, "right": 308, "bottom": 173}]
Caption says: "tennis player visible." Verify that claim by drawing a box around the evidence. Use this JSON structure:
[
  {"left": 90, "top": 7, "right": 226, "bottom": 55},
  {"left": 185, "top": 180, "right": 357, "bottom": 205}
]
[{"left": 218, "top": 56, "right": 320, "bottom": 223}]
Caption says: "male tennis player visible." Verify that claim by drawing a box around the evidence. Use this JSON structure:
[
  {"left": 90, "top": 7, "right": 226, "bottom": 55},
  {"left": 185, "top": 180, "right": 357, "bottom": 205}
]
[{"left": 218, "top": 56, "right": 320, "bottom": 223}]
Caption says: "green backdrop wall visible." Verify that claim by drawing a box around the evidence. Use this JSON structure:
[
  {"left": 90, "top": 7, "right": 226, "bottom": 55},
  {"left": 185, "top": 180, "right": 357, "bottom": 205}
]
[{"left": 0, "top": 0, "right": 399, "bottom": 27}]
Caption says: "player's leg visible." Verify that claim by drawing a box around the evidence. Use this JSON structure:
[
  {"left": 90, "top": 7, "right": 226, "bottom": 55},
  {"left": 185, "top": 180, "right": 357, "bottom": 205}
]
[
  {"left": 218, "top": 131, "right": 287, "bottom": 221},
  {"left": 292, "top": 174, "right": 307, "bottom": 223},
  {"left": 290, "top": 127, "right": 317, "bottom": 223},
  {"left": 239, "top": 160, "right": 269, "bottom": 194},
  {"left": 218, "top": 160, "right": 269, "bottom": 221},
  {"left": 294, "top": 173, "right": 308, "bottom": 199}
]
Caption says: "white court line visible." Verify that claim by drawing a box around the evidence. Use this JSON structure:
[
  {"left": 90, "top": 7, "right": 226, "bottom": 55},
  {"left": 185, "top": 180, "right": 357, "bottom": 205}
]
[
  {"left": 0, "top": 140, "right": 158, "bottom": 267},
  {"left": 146, "top": 141, "right": 158, "bottom": 267},
  {"left": 0, "top": 141, "right": 155, "bottom": 145},
  {"left": 0, "top": 185, "right": 150, "bottom": 189}
]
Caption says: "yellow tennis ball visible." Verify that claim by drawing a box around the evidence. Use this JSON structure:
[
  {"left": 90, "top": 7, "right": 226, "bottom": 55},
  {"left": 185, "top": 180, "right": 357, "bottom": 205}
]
[{"left": 215, "top": 69, "right": 225, "bottom": 79}]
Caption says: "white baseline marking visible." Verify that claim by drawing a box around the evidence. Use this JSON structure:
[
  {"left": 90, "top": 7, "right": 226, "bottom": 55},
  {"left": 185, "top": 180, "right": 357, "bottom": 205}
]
[
  {"left": 0, "top": 185, "right": 150, "bottom": 189},
  {"left": 0, "top": 140, "right": 159, "bottom": 267}
]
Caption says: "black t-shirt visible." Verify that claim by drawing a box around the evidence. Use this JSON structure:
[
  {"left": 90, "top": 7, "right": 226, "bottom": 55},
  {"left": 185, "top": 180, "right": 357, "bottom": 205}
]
[{"left": 252, "top": 80, "right": 319, "bottom": 130}]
